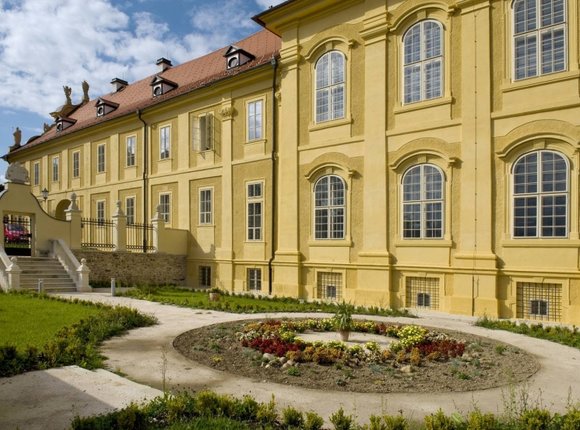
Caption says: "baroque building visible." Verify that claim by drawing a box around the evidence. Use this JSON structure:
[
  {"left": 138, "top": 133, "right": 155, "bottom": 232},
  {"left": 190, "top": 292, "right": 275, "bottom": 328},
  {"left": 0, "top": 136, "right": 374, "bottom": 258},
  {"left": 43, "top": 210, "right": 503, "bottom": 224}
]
[{"left": 5, "top": 0, "right": 580, "bottom": 324}]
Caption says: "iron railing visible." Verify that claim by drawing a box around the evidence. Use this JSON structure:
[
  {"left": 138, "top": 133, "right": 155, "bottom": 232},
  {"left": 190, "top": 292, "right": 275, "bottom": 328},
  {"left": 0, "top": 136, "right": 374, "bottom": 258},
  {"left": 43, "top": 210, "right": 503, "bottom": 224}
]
[
  {"left": 3, "top": 215, "right": 32, "bottom": 256},
  {"left": 81, "top": 218, "right": 115, "bottom": 250},
  {"left": 127, "top": 222, "right": 155, "bottom": 253}
]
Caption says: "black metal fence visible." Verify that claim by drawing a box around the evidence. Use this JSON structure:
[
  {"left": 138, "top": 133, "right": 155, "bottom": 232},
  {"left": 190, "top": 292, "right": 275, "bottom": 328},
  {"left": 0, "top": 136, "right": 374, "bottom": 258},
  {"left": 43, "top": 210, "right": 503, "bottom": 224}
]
[
  {"left": 3, "top": 215, "right": 32, "bottom": 256},
  {"left": 81, "top": 218, "right": 115, "bottom": 250},
  {"left": 127, "top": 222, "right": 155, "bottom": 253}
]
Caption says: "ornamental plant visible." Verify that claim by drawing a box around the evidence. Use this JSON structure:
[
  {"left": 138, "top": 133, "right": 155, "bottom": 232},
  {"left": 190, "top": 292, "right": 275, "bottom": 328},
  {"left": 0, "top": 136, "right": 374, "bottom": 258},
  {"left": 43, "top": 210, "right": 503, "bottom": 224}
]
[{"left": 333, "top": 301, "right": 354, "bottom": 332}]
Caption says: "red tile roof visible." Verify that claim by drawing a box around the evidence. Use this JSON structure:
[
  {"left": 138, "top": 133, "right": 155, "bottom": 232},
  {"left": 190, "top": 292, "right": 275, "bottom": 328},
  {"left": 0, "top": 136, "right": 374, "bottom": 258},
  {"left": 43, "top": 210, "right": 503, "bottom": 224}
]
[{"left": 8, "top": 29, "right": 280, "bottom": 157}]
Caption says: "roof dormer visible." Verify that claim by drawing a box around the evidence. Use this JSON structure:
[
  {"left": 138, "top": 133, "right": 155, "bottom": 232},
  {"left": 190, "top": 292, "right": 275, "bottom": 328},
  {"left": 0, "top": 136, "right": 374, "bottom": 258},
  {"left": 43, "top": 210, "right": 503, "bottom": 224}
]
[
  {"left": 150, "top": 75, "right": 178, "bottom": 97},
  {"left": 224, "top": 45, "right": 255, "bottom": 70},
  {"left": 55, "top": 117, "right": 76, "bottom": 132},
  {"left": 111, "top": 78, "right": 128, "bottom": 93},
  {"left": 95, "top": 98, "right": 119, "bottom": 117}
]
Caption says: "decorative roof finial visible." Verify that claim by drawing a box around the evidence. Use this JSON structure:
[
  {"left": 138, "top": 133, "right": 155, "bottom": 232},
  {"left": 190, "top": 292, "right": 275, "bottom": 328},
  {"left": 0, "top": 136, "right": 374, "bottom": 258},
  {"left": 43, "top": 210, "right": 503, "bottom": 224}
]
[
  {"left": 63, "top": 85, "right": 72, "bottom": 105},
  {"left": 82, "top": 81, "right": 89, "bottom": 104}
]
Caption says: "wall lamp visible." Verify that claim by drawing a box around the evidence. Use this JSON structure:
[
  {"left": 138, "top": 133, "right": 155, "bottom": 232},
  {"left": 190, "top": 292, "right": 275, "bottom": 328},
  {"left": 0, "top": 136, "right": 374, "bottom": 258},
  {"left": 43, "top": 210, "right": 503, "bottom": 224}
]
[{"left": 41, "top": 188, "right": 49, "bottom": 201}]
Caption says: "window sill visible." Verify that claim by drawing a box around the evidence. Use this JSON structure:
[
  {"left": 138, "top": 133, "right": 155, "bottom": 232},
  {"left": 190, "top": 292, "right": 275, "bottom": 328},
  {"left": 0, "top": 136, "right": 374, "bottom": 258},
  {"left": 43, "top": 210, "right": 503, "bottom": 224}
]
[
  {"left": 501, "top": 70, "right": 579, "bottom": 93},
  {"left": 395, "top": 239, "right": 452, "bottom": 248},
  {"left": 308, "top": 116, "right": 352, "bottom": 132},
  {"left": 308, "top": 239, "right": 352, "bottom": 247},
  {"left": 393, "top": 96, "right": 453, "bottom": 115},
  {"left": 501, "top": 238, "right": 580, "bottom": 248},
  {"left": 245, "top": 138, "right": 266, "bottom": 145},
  {"left": 197, "top": 224, "right": 214, "bottom": 228}
]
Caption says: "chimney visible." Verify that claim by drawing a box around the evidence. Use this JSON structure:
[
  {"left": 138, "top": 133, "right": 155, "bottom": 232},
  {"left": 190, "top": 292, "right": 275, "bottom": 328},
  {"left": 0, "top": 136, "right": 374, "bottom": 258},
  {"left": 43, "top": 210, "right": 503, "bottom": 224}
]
[
  {"left": 156, "top": 57, "right": 172, "bottom": 72},
  {"left": 111, "top": 78, "right": 128, "bottom": 93}
]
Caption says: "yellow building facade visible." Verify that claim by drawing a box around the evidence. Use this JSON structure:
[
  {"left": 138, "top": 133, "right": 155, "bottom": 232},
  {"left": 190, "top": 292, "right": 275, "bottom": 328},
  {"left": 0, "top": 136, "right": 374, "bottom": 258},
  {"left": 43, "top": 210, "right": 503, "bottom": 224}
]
[{"left": 5, "top": 0, "right": 580, "bottom": 324}]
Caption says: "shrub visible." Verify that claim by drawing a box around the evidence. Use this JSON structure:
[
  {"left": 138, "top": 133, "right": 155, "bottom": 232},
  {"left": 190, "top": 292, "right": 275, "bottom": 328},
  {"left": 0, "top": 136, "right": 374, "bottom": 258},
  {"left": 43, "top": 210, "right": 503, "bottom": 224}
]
[
  {"left": 369, "top": 414, "right": 410, "bottom": 430},
  {"left": 518, "top": 408, "right": 553, "bottom": 430},
  {"left": 282, "top": 406, "right": 304, "bottom": 429},
  {"left": 304, "top": 411, "right": 325, "bottom": 430},
  {"left": 466, "top": 410, "right": 500, "bottom": 430},
  {"left": 424, "top": 409, "right": 462, "bottom": 430},
  {"left": 256, "top": 396, "right": 278, "bottom": 426},
  {"left": 330, "top": 406, "right": 355, "bottom": 430}
]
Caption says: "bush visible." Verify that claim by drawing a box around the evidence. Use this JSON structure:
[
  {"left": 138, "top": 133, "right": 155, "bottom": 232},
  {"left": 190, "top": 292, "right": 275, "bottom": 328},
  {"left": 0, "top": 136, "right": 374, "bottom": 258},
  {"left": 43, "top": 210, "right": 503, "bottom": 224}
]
[
  {"left": 424, "top": 410, "right": 463, "bottom": 430},
  {"left": 304, "top": 411, "right": 325, "bottom": 430},
  {"left": 518, "top": 408, "right": 553, "bottom": 430},
  {"left": 282, "top": 406, "right": 304, "bottom": 429},
  {"left": 330, "top": 407, "right": 355, "bottom": 430}
]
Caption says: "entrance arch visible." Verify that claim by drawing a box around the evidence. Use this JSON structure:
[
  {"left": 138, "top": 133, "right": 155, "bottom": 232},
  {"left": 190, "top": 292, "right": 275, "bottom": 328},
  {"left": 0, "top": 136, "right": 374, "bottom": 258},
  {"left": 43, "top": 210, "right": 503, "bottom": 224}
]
[{"left": 55, "top": 200, "right": 71, "bottom": 221}]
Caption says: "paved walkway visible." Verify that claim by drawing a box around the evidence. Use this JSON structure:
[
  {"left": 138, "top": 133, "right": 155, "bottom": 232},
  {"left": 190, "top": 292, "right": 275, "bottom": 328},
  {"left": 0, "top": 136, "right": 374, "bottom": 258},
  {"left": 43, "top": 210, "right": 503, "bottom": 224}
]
[{"left": 1, "top": 293, "right": 579, "bottom": 429}]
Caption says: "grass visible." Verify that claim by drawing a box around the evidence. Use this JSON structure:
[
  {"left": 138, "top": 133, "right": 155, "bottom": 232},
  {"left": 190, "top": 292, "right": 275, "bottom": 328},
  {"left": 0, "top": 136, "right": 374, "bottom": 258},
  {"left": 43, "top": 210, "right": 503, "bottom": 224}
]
[
  {"left": 0, "top": 292, "right": 103, "bottom": 351},
  {"left": 476, "top": 315, "right": 580, "bottom": 350},
  {"left": 120, "top": 285, "right": 412, "bottom": 318}
]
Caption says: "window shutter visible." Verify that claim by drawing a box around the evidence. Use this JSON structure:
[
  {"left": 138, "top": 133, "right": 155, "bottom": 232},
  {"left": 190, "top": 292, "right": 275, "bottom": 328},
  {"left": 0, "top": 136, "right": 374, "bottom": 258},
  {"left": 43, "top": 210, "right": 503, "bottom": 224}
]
[
  {"left": 206, "top": 113, "right": 214, "bottom": 151},
  {"left": 192, "top": 116, "right": 201, "bottom": 152}
]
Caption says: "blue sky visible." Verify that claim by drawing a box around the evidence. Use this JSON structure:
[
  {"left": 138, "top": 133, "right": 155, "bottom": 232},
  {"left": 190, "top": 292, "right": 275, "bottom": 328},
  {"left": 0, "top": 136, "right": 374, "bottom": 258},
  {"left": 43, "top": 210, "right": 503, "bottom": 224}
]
[{"left": 0, "top": 0, "right": 284, "bottom": 180}]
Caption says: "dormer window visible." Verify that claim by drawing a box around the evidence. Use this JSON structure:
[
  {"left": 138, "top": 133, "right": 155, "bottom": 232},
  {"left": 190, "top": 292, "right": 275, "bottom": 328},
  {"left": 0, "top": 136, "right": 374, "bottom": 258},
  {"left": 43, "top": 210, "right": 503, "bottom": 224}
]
[
  {"left": 95, "top": 98, "right": 119, "bottom": 117},
  {"left": 224, "top": 45, "right": 255, "bottom": 70},
  {"left": 55, "top": 117, "right": 76, "bottom": 132},
  {"left": 111, "top": 78, "right": 128, "bottom": 93},
  {"left": 151, "top": 75, "right": 178, "bottom": 97}
]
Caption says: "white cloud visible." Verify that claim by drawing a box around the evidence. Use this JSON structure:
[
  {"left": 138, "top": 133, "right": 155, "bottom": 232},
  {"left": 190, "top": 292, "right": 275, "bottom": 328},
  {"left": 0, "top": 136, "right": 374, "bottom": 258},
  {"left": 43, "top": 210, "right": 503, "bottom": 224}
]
[{"left": 0, "top": 0, "right": 245, "bottom": 121}]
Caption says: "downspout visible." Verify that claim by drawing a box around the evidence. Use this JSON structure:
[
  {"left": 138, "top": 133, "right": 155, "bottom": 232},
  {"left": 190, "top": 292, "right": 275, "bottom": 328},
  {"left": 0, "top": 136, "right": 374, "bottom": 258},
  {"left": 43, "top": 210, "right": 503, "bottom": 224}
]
[
  {"left": 268, "top": 56, "right": 278, "bottom": 295},
  {"left": 137, "top": 109, "right": 149, "bottom": 253}
]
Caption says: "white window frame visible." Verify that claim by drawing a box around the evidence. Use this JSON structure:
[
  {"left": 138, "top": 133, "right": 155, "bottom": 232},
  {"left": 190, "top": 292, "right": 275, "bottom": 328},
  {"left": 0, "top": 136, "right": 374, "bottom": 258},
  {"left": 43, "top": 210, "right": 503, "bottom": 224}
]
[
  {"left": 126, "top": 196, "right": 135, "bottom": 225},
  {"left": 247, "top": 99, "right": 263, "bottom": 141},
  {"left": 246, "top": 181, "right": 263, "bottom": 241},
  {"left": 33, "top": 162, "right": 40, "bottom": 186},
  {"left": 512, "top": 0, "right": 567, "bottom": 81},
  {"left": 72, "top": 151, "right": 80, "bottom": 178},
  {"left": 199, "top": 188, "right": 213, "bottom": 225},
  {"left": 315, "top": 51, "right": 346, "bottom": 123},
  {"left": 96, "top": 200, "right": 106, "bottom": 223},
  {"left": 160, "top": 125, "right": 171, "bottom": 160},
  {"left": 247, "top": 268, "right": 262, "bottom": 291},
  {"left": 159, "top": 193, "right": 171, "bottom": 223},
  {"left": 402, "top": 20, "right": 444, "bottom": 105},
  {"left": 313, "top": 175, "right": 346, "bottom": 240},
  {"left": 193, "top": 113, "right": 214, "bottom": 152},
  {"left": 97, "top": 144, "right": 106, "bottom": 173},
  {"left": 126, "top": 135, "right": 136, "bottom": 167},
  {"left": 52, "top": 156, "right": 59, "bottom": 182},
  {"left": 512, "top": 150, "right": 569, "bottom": 238},
  {"left": 401, "top": 164, "right": 445, "bottom": 239}
]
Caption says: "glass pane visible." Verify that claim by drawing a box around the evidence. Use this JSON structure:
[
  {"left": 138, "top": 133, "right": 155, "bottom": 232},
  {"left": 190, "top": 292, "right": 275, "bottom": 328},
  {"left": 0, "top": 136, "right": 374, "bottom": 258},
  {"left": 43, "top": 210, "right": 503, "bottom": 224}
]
[
  {"left": 404, "top": 65, "right": 421, "bottom": 104},
  {"left": 331, "top": 84, "right": 345, "bottom": 119},
  {"left": 424, "top": 21, "right": 441, "bottom": 59},
  {"left": 404, "top": 25, "right": 421, "bottom": 65},
  {"left": 403, "top": 203, "right": 421, "bottom": 238},
  {"left": 315, "top": 209, "right": 329, "bottom": 239},
  {"left": 316, "top": 54, "right": 329, "bottom": 89},
  {"left": 331, "top": 52, "right": 344, "bottom": 85},
  {"left": 424, "top": 60, "right": 442, "bottom": 100},
  {"left": 403, "top": 167, "right": 421, "bottom": 201},
  {"left": 424, "top": 165, "right": 442, "bottom": 200}
]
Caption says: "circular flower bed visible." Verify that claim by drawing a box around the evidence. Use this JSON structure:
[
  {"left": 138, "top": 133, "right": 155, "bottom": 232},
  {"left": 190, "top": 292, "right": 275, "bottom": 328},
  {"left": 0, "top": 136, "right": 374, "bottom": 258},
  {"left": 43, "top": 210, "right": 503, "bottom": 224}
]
[{"left": 237, "top": 319, "right": 465, "bottom": 367}]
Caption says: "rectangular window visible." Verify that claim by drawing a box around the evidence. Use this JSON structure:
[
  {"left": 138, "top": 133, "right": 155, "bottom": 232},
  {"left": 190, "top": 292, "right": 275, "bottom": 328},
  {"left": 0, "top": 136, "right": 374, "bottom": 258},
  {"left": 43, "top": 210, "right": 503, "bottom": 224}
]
[
  {"left": 316, "top": 272, "right": 342, "bottom": 301},
  {"left": 159, "top": 193, "right": 170, "bottom": 223},
  {"left": 72, "top": 151, "right": 80, "bottom": 178},
  {"left": 193, "top": 113, "right": 214, "bottom": 151},
  {"left": 199, "top": 188, "right": 213, "bottom": 225},
  {"left": 160, "top": 126, "right": 170, "bottom": 160},
  {"left": 247, "top": 268, "right": 262, "bottom": 291},
  {"left": 126, "top": 136, "right": 136, "bottom": 167},
  {"left": 199, "top": 266, "right": 211, "bottom": 288},
  {"left": 126, "top": 197, "right": 135, "bottom": 225},
  {"left": 52, "top": 157, "right": 59, "bottom": 182},
  {"left": 247, "top": 182, "right": 263, "bottom": 241},
  {"left": 33, "top": 162, "right": 40, "bottom": 186},
  {"left": 405, "top": 277, "right": 440, "bottom": 309},
  {"left": 247, "top": 100, "right": 263, "bottom": 141},
  {"left": 96, "top": 200, "right": 106, "bottom": 223},
  {"left": 97, "top": 144, "right": 106, "bottom": 173}
]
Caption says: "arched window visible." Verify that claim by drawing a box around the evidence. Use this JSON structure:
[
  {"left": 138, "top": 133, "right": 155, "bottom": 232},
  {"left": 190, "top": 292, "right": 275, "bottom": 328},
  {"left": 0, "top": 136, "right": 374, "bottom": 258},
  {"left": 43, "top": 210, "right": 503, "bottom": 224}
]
[
  {"left": 314, "top": 175, "right": 345, "bottom": 239},
  {"left": 403, "top": 20, "right": 443, "bottom": 104},
  {"left": 402, "top": 164, "right": 444, "bottom": 238},
  {"left": 513, "top": 0, "right": 566, "bottom": 80},
  {"left": 315, "top": 51, "right": 345, "bottom": 123},
  {"left": 513, "top": 150, "right": 568, "bottom": 237}
]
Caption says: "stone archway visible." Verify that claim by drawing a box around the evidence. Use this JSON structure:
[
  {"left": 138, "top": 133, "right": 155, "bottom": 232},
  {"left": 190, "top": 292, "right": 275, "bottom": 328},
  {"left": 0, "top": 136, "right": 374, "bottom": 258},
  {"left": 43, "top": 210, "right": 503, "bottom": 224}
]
[{"left": 55, "top": 199, "right": 71, "bottom": 220}]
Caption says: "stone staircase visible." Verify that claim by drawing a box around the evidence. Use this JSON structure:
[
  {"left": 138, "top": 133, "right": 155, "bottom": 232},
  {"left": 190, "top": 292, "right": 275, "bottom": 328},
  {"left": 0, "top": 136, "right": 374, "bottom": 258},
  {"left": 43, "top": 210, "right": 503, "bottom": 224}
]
[{"left": 16, "top": 257, "right": 77, "bottom": 292}]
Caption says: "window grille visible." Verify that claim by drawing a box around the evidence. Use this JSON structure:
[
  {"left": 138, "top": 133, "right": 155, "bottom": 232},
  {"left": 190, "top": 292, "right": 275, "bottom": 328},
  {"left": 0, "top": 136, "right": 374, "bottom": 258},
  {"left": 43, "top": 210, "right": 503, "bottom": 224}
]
[
  {"left": 199, "top": 188, "right": 212, "bottom": 225},
  {"left": 52, "top": 157, "right": 59, "bottom": 182},
  {"left": 247, "top": 182, "right": 263, "bottom": 241},
  {"left": 516, "top": 282, "right": 561, "bottom": 321},
  {"left": 247, "top": 100, "right": 263, "bottom": 141},
  {"left": 406, "top": 277, "right": 440, "bottom": 309},
  {"left": 33, "top": 162, "right": 40, "bottom": 186},
  {"left": 316, "top": 272, "right": 342, "bottom": 301},
  {"left": 160, "top": 126, "right": 170, "bottom": 159},
  {"left": 314, "top": 175, "right": 345, "bottom": 239},
  {"left": 315, "top": 51, "right": 345, "bottom": 123},
  {"left": 72, "top": 152, "right": 80, "bottom": 178},
  {"left": 126, "top": 136, "right": 136, "bottom": 167},
  {"left": 97, "top": 144, "right": 106, "bottom": 173},
  {"left": 247, "top": 268, "right": 262, "bottom": 291},
  {"left": 159, "top": 194, "right": 170, "bottom": 223}
]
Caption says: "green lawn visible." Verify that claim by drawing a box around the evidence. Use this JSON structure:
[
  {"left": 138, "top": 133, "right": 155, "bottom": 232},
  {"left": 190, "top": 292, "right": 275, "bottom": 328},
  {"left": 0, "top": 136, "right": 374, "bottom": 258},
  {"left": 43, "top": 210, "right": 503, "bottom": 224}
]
[
  {"left": 0, "top": 292, "right": 102, "bottom": 351},
  {"left": 122, "top": 286, "right": 411, "bottom": 317}
]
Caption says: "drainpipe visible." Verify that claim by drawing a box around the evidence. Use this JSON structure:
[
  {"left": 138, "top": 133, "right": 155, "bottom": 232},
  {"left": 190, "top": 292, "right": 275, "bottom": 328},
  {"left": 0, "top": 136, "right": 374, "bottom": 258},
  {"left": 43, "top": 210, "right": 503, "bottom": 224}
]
[
  {"left": 137, "top": 109, "right": 149, "bottom": 253},
  {"left": 268, "top": 56, "right": 278, "bottom": 296}
]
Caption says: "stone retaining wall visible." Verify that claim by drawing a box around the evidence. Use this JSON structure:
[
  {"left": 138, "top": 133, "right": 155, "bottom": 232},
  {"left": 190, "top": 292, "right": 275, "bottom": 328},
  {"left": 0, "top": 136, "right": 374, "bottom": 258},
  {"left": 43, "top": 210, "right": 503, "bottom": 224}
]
[{"left": 73, "top": 250, "right": 187, "bottom": 287}]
